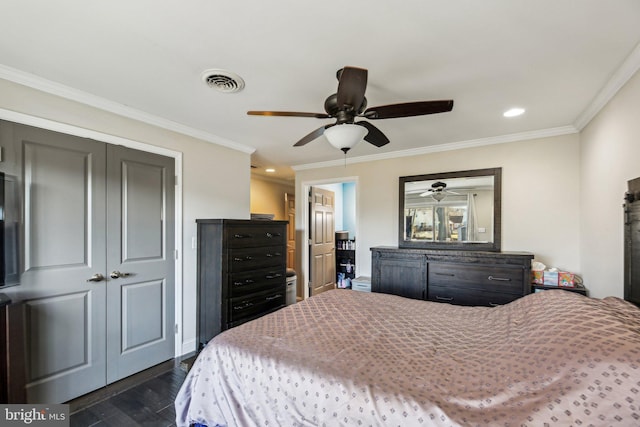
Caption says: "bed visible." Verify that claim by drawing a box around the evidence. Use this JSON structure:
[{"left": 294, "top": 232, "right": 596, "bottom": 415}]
[{"left": 175, "top": 289, "right": 640, "bottom": 426}]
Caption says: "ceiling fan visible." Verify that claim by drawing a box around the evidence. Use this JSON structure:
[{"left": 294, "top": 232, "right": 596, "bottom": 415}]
[
  {"left": 247, "top": 66, "right": 454, "bottom": 153},
  {"left": 420, "top": 181, "right": 461, "bottom": 202}
]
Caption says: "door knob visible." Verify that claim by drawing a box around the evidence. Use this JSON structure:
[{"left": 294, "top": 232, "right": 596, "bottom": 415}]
[
  {"left": 87, "top": 273, "right": 105, "bottom": 282},
  {"left": 110, "top": 271, "right": 131, "bottom": 279}
]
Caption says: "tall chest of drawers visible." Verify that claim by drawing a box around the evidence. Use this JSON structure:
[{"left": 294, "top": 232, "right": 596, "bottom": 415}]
[
  {"left": 371, "top": 246, "right": 534, "bottom": 307},
  {"left": 196, "top": 219, "right": 288, "bottom": 350}
]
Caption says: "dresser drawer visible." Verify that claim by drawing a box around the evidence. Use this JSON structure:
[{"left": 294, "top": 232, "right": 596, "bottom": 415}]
[
  {"left": 229, "top": 266, "right": 286, "bottom": 297},
  {"left": 428, "top": 285, "right": 520, "bottom": 307},
  {"left": 227, "top": 288, "right": 285, "bottom": 327},
  {"left": 428, "top": 262, "right": 523, "bottom": 295},
  {"left": 226, "top": 225, "right": 286, "bottom": 248},
  {"left": 229, "top": 246, "right": 285, "bottom": 271}
]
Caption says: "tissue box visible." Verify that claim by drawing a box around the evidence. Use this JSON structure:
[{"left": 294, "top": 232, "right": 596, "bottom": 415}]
[
  {"left": 558, "top": 271, "right": 576, "bottom": 288},
  {"left": 531, "top": 270, "right": 544, "bottom": 284},
  {"left": 543, "top": 271, "right": 559, "bottom": 286}
]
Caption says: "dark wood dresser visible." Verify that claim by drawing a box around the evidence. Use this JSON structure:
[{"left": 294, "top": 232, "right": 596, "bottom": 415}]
[
  {"left": 371, "top": 246, "right": 534, "bottom": 307},
  {"left": 196, "top": 219, "right": 288, "bottom": 350}
]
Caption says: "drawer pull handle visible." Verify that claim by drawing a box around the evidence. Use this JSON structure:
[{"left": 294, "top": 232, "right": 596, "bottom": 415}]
[
  {"left": 435, "top": 296, "right": 454, "bottom": 302},
  {"left": 488, "top": 276, "right": 511, "bottom": 282},
  {"left": 233, "top": 279, "right": 255, "bottom": 286},
  {"left": 265, "top": 232, "right": 282, "bottom": 238},
  {"left": 266, "top": 294, "right": 282, "bottom": 301},
  {"left": 233, "top": 302, "right": 254, "bottom": 311},
  {"left": 435, "top": 272, "right": 455, "bottom": 277},
  {"left": 233, "top": 256, "right": 254, "bottom": 262},
  {"left": 234, "top": 234, "right": 253, "bottom": 239},
  {"left": 266, "top": 252, "right": 282, "bottom": 258},
  {"left": 265, "top": 273, "right": 282, "bottom": 279}
]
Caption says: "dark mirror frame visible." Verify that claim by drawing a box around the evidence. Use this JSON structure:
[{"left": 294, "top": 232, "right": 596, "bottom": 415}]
[{"left": 398, "top": 167, "right": 502, "bottom": 251}]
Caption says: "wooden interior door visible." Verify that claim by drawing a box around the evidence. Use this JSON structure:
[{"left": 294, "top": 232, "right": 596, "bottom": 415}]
[
  {"left": 285, "top": 193, "right": 295, "bottom": 270},
  {"left": 309, "top": 187, "right": 335, "bottom": 296}
]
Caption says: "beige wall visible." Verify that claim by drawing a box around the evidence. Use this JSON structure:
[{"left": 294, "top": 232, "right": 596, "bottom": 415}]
[
  {"left": 295, "top": 134, "right": 581, "bottom": 295},
  {"left": 580, "top": 69, "right": 640, "bottom": 298},
  {"left": 250, "top": 175, "right": 295, "bottom": 220},
  {"left": 0, "top": 78, "right": 251, "bottom": 353}
]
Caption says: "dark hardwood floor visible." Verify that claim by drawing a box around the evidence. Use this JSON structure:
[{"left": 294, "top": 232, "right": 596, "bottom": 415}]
[{"left": 68, "top": 355, "right": 195, "bottom": 427}]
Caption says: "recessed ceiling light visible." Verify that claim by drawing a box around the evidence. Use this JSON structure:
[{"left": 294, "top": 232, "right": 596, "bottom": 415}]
[
  {"left": 265, "top": 168, "right": 276, "bottom": 173},
  {"left": 503, "top": 108, "right": 525, "bottom": 118}
]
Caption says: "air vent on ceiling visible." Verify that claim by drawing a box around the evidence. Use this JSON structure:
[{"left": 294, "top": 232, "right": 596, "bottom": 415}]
[{"left": 201, "top": 69, "right": 245, "bottom": 93}]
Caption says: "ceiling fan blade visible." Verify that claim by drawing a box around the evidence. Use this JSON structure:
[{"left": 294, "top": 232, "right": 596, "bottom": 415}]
[
  {"left": 355, "top": 121, "right": 390, "bottom": 147},
  {"left": 336, "top": 67, "right": 368, "bottom": 112},
  {"left": 248, "top": 111, "right": 331, "bottom": 119},
  {"left": 363, "top": 100, "right": 454, "bottom": 120},
  {"left": 293, "top": 124, "right": 334, "bottom": 147}
]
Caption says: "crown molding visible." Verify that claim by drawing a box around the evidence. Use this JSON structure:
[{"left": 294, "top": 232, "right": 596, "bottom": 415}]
[
  {"left": 0, "top": 63, "right": 256, "bottom": 154},
  {"left": 574, "top": 41, "right": 640, "bottom": 130},
  {"left": 250, "top": 172, "right": 295, "bottom": 186},
  {"left": 292, "top": 125, "right": 578, "bottom": 171}
]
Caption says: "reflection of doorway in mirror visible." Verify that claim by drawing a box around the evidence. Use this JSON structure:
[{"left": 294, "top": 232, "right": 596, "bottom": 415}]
[
  {"left": 448, "top": 208, "right": 465, "bottom": 241},
  {"left": 412, "top": 207, "right": 433, "bottom": 240},
  {"left": 435, "top": 206, "right": 466, "bottom": 241},
  {"left": 406, "top": 205, "right": 467, "bottom": 242}
]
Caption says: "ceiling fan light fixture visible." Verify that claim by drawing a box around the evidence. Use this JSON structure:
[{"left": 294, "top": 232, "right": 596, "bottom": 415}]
[
  {"left": 432, "top": 192, "right": 446, "bottom": 202},
  {"left": 324, "top": 124, "right": 368, "bottom": 152}
]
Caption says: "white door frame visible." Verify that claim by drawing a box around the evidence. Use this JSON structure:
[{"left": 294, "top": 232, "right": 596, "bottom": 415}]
[
  {"left": 0, "top": 108, "right": 185, "bottom": 357},
  {"left": 299, "top": 176, "right": 359, "bottom": 300}
]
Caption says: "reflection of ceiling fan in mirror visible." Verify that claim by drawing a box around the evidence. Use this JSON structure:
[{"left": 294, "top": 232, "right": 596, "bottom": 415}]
[
  {"left": 247, "top": 66, "right": 454, "bottom": 153},
  {"left": 420, "top": 181, "right": 461, "bottom": 202}
]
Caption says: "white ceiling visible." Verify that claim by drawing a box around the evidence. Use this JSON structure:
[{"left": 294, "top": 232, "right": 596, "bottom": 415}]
[{"left": 1, "top": 1, "right": 640, "bottom": 180}]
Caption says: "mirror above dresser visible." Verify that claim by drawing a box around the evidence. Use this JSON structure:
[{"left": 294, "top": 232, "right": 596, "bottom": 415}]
[{"left": 399, "top": 167, "right": 502, "bottom": 251}]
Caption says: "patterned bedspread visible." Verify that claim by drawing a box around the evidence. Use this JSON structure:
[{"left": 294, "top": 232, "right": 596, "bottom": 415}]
[{"left": 175, "top": 289, "right": 640, "bottom": 426}]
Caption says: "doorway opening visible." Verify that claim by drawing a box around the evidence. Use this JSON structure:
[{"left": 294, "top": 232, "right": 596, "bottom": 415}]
[{"left": 301, "top": 177, "right": 358, "bottom": 299}]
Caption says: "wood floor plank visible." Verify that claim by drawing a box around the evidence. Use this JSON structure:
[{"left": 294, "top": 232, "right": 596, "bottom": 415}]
[
  {"left": 69, "top": 409, "right": 102, "bottom": 427},
  {"left": 156, "top": 403, "right": 179, "bottom": 424},
  {"left": 69, "top": 355, "right": 192, "bottom": 426}
]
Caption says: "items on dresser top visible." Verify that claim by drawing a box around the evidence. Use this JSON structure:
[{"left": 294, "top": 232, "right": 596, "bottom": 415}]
[
  {"left": 196, "top": 219, "right": 288, "bottom": 350},
  {"left": 371, "top": 246, "right": 533, "bottom": 307}
]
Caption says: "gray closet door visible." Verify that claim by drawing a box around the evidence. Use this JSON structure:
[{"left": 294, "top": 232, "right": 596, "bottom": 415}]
[
  {"left": 6, "top": 122, "right": 176, "bottom": 403},
  {"left": 105, "top": 145, "right": 175, "bottom": 383},
  {"left": 13, "top": 124, "right": 108, "bottom": 403}
]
